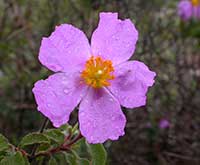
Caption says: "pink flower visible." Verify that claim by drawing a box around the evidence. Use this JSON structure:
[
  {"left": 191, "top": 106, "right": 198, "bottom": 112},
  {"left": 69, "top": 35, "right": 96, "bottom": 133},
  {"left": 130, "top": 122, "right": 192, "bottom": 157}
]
[
  {"left": 32, "top": 12, "right": 156, "bottom": 143},
  {"left": 178, "top": 0, "right": 200, "bottom": 21},
  {"left": 159, "top": 119, "right": 170, "bottom": 129}
]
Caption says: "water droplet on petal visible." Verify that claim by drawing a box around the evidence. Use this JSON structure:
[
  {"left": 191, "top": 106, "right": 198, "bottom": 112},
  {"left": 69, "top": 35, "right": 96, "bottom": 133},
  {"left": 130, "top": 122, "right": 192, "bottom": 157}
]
[
  {"left": 80, "top": 93, "right": 84, "bottom": 98},
  {"left": 111, "top": 116, "right": 115, "bottom": 121},
  {"left": 109, "top": 98, "right": 114, "bottom": 102},
  {"left": 109, "top": 135, "right": 117, "bottom": 140},
  {"left": 84, "top": 99, "right": 89, "bottom": 104},
  {"left": 90, "top": 136, "right": 94, "bottom": 141},
  {"left": 62, "top": 78, "right": 68, "bottom": 85},
  {"left": 80, "top": 112, "right": 85, "bottom": 117},
  {"left": 63, "top": 89, "right": 70, "bottom": 94},
  {"left": 50, "top": 64, "right": 62, "bottom": 71}
]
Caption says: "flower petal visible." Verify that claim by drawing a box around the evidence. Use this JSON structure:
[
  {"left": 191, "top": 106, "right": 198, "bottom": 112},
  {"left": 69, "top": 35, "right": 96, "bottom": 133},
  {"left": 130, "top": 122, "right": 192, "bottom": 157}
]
[
  {"left": 178, "top": 1, "right": 192, "bottom": 21},
  {"left": 193, "top": 6, "right": 200, "bottom": 19},
  {"left": 79, "top": 88, "right": 126, "bottom": 144},
  {"left": 39, "top": 24, "right": 91, "bottom": 72},
  {"left": 91, "top": 12, "right": 138, "bottom": 65},
  {"left": 32, "top": 72, "right": 87, "bottom": 127},
  {"left": 108, "top": 61, "right": 156, "bottom": 108}
]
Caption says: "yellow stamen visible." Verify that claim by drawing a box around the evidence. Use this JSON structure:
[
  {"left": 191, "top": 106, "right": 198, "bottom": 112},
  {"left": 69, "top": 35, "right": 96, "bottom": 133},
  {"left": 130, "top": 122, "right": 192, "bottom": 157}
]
[
  {"left": 192, "top": 0, "right": 200, "bottom": 6},
  {"left": 81, "top": 56, "right": 115, "bottom": 88}
]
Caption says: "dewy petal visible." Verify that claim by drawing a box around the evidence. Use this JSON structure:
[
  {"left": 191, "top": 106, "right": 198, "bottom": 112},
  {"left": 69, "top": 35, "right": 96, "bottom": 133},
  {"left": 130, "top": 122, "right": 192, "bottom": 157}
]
[
  {"left": 39, "top": 24, "right": 91, "bottom": 72},
  {"left": 108, "top": 61, "right": 156, "bottom": 108},
  {"left": 193, "top": 6, "right": 200, "bottom": 19},
  {"left": 32, "top": 72, "right": 87, "bottom": 127},
  {"left": 178, "top": 0, "right": 192, "bottom": 21},
  {"left": 79, "top": 88, "right": 126, "bottom": 144},
  {"left": 91, "top": 12, "right": 138, "bottom": 65}
]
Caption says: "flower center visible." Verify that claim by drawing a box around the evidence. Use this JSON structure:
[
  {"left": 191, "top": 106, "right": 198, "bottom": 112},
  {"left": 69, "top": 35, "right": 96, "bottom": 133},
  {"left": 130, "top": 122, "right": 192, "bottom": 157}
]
[
  {"left": 192, "top": 0, "right": 200, "bottom": 6},
  {"left": 81, "top": 56, "right": 115, "bottom": 88}
]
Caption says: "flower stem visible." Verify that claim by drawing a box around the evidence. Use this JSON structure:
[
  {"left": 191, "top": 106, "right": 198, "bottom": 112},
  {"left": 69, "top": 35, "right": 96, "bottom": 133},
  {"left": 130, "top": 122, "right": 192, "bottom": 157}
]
[
  {"left": 30, "top": 118, "right": 49, "bottom": 162},
  {"left": 39, "top": 118, "right": 49, "bottom": 133},
  {"left": 65, "top": 132, "right": 83, "bottom": 147},
  {"left": 32, "top": 132, "right": 83, "bottom": 159}
]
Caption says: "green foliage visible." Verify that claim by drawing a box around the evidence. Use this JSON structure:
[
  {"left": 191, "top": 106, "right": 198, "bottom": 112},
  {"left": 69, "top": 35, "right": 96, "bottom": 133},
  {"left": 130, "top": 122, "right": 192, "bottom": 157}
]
[
  {"left": 48, "top": 157, "right": 57, "bottom": 165},
  {"left": 65, "top": 153, "right": 77, "bottom": 165},
  {"left": 1, "top": 0, "right": 199, "bottom": 164},
  {"left": 0, "top": 152, "right": 29, "bottom": 165},
  {"left": 44, "top": 129, "right": 65, "bottom": 145},
  {"left": 19, "top": 133, "right": 50, "bottom": 148},
  {"left": 0, "top": 134, "right": 10, "bottom": 152},
  {"left": 87, "top": 143, "right": 107, "bottom": 165},
  {"left": 65, "top": 152, "right": 90, "bottom": 165},
  {"left": 77, "top": 158, "right": 90, "bottom": 165},
  {"left": 0, "top": 125, "right": 107, "bottom": 164},
  {"left": 35, "top": 143, "right": 51, "bottom": 153},
  {"left": 180, "top": 20, "right": 200, "bottom": 38}
]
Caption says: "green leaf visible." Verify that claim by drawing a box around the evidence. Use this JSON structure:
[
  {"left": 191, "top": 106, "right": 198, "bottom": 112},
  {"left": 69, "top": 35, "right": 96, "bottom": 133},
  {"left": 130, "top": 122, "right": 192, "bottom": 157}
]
[
  {"left": 64, "top": 152, "right": 90, "bottom": 165},
  {"left": 0, "top": 152, "right": 29, "bottom": 165},
  {"left": 48, "top": 156, "right": 57, "bottom": 165},
  {"left": 70, "top": 150, "right": 90, "bottom": 165},
  {"left": 77, "top": 158, "right": 90, "bottom": 165},
  {"left": 59, "top": 124, "right": 72, "bottom": 131},
  {"left": 53, "top": 152, "right": 69, "bottom": 164},
  {"left": 0, "top": 134, "right": 10, "bottom": 152},
  {"left": 87, "top": 143, "right": 107, "bottom": 165},
  {"left": 23, "top": 156, "right": 30, "bottom": 165},
  {"left": 71, "top": 123, "right": 79, "bottom": 134},
  {"left": 19, "top": 133, "right": 50, "bottom": 148},
  {"left": 64, "top": 153, "right": 77, "bottom": 165},
  {"left": 59, "top": 124, "right": 72, "bottom": 136},
  {"left": 36, "top": 143, "right": 51, "bottom": 153},
  {"left": 44, "top": 129, "right": 65, "bottom": 144}
]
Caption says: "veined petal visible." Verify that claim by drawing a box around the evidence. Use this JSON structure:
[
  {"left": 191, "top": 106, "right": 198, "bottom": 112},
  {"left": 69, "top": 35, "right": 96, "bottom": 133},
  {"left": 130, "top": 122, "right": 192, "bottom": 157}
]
[
  {"left": 178, "top": 1, "right": 193, "bottom": 21},
  {"left": 193, "top": 6, "right": 200, "bottom": 19},
  {"left": 91, "top": 12, "right": 138, "bottom": 65},
  {"left": 39, "top": 24, "right": 91, "bottom": 72},
  {"left": 79, "top": 88, "right": 126, "bottom": 144},
  {"left": 108, "top": 61, "right": 156, "bottom": 108},
  {"left": 32, "top": 72, "right": 87, "bottom": 127}
]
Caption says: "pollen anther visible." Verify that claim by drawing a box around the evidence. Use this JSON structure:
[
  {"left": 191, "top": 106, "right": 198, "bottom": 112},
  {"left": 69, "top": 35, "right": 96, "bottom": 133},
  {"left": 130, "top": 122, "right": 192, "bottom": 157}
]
[
  {"left": 192, "top": 0, "right": 200, "bottom": 6},
  {"left": 81, "top": 56, "right": 115, "bottom": 88}
]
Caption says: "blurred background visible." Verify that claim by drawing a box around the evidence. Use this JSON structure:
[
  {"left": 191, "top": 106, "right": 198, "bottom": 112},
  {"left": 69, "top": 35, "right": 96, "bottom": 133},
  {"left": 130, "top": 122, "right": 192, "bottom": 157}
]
[{"left": 0, "top": 0, "right": 199, "bottom": 164}]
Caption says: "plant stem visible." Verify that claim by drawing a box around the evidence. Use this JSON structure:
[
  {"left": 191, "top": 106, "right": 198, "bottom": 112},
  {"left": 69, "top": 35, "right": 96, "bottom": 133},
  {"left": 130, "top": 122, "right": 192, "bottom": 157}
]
[
  {"left": 65, "top": 132, "right": 83, "bottom": 147},
  {"left": 30, "top": 118, "right": 49, "bottom": 162},
  {"left": 39, "top": 118, "right": 49, "bottom": 133},
  {"left": 28, "top": 119, "right": 83, "bottom": 162},
  {"left": 32, "top": 132, "right": 83, "bottom": 159}
]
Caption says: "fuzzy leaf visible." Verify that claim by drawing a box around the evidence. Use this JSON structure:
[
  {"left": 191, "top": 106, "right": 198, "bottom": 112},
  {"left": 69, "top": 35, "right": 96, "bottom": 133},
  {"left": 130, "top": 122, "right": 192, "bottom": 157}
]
[
  {"left": 0, "top": 152, "right": 29, "bottom": 165},
  {"left": 87, "top": 143, "right": 107, "bottom": 165},
  {"left": 78, "top": 158, "right": 90, "bottom": 165},
  {"left": 36, "top": 143, "right": 51, "bottom": 153},
  {"left": 65, "top": 153, "right": 77, "bottom": 165},
  {"left": 44, "top": 129, "right": 65, "bottom": 144},
  {"left": 65, "top": 153, "right": 90, "bottom": 165},
  {"left": 48, "top": 157, "right": 57, "bottom": 165},
  {"left": 0, "top": 134, "right": 10, "bottom": 152},
  {"left": 19, "top": 133, "right": 50, "bottom": 148}
]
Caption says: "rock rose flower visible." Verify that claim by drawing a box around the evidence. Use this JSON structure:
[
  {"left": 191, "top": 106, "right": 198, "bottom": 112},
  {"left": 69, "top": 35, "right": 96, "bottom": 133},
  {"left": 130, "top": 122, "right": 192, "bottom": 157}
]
[
  {"left": 178, "top": 0, "right": 200, "bottom": 21},
  {"left": 33, "top": 12, "right": 156, "bottom": 143},
  {"left": 159, "top": 119, "right": 170, "bottom": 129}
]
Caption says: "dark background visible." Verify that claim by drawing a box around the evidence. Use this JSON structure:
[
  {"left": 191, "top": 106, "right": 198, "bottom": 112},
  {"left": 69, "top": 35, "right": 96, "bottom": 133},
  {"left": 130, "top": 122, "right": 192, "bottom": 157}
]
[{"left": 0, "top": 0, "right": 199, "bottom": 164}]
